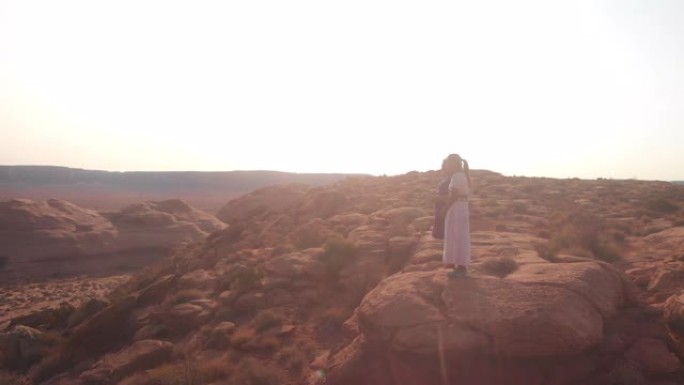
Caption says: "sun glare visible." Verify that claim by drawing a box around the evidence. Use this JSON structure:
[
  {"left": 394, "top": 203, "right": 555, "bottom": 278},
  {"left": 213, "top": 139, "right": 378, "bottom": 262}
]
[{"left": 1, "top": 0, "right": 683, "bottom": 179}]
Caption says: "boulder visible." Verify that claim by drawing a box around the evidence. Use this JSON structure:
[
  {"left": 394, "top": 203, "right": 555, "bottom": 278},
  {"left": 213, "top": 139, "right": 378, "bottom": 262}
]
[
  {"left": 134, "top": 274, "right": 177, "bottom": 306},
  {"left": 664, "top": 291, "right": 684, "bottom": 355},
  {"left": 380, "top": 207, "right": 426, "bottom": 224},
  {"left": 161, "top": 303, "right": 213, "bottom": 334},
  {"left": 358, "top": 261, "right": 625, "bottom": 357},
  {"left": 0, "top": 325, "right": 47, "bottom": 369},
  {"left": 505, "top": 261, "right": 625, "bottom": 319},
  {"left": 178, "top": 269, "right": 215, "bottom": 290}
]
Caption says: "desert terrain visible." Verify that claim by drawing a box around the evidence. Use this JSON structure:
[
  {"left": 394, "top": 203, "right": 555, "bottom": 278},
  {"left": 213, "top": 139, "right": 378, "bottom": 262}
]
[{"left": 1, "top": 170, "right": 683, "bottom": 385}]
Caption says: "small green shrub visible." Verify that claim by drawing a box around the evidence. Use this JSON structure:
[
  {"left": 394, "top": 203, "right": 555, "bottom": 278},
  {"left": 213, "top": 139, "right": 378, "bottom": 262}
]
[
  {"left": 231, "top": 266, "right": 263, "bottom": 292},
  {"left": 253, "top": 310, "right": 286, "bottom": 332},
  {"left": 480, "top": 257, "right": 518, "bottom": 278},
  {"left": 319, "top": 238, "right": 359, "bottom": 280},
  {"left": 535, "top": 243, "right": 558, "bottom": 262}
]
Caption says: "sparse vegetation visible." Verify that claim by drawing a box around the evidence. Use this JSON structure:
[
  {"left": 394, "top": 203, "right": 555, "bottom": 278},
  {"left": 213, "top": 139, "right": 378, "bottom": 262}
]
[
  {"left": 480, "top": 256, "right": 519, "bottom": 278},
  {"left": 229, "top": 358, "right": 279, "bottom": 385},
  {"left": 509, "top": 201, "right": 529, "bottom": 214},
  {"left": 275, "top": 346, "right": 309, "bottom": 372},
  {"left": 231, "top": 265, "right": 263, "bottom": 292},
  {"left": 144, "top": 358, "right": 232, "bottom": 385},
  {"left": 542, "top": 211, "right": 622, "bottom": 262},
  {"left": 294, "top": 227, "right": 325, "bottom": 249},
  {"left": 171, "top": 289, "right": 205, "bottom": 305},
  {"left": 276, "top": 345, "right": 309, "bottom": 374},
  {"left": 253, "top": 309, "right": 286, "bottom": 332},
  {"left": 535, "top": 243, "right": 558, "bottom": 262},
  {"left": 319, "top": 237, "right": 359, "bottom": 280},
  {"left": 647, "top": 197, "right": 679, "bottom": 214}
]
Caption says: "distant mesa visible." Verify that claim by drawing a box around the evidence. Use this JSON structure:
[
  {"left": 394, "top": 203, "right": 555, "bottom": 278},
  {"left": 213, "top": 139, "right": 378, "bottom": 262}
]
[
  {"left": 0, "top": 197, "right": 225, "bottom": 267},
  {"left": 0, "top": 166, "right": 366, "bottom": 212},
  {"left": 0, "top": 198, "right": 118, "bottom": 261}
]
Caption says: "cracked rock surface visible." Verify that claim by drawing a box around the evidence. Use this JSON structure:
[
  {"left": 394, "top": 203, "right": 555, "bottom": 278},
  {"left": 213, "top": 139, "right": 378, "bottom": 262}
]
[{"left": 358, "top": 261, "right": 626, "bottom": 357}]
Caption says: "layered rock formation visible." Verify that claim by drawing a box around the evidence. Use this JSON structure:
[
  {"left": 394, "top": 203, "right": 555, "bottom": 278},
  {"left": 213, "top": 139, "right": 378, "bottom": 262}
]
[
  {"left": 1, "top": 171, "right": 683, "bottom": 385},
  {"left": 0, "top": 198, "right": 225, "bottom": 264},
  {"left": 0, "top": 199, "right": 117, "bottom": 260},
  {"left": 104, "top": 199, "right": 226, "bottom": 251}
]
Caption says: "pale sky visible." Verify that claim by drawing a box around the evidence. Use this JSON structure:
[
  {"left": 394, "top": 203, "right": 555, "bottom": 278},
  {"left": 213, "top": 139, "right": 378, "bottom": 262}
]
[{"left": 1, "top": 0, "right": 683, "bottom": 180}]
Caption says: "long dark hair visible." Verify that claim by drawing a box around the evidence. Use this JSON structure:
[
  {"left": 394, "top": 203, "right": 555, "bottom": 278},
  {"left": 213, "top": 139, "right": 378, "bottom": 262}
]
[{"left": 442, "top": 154, "right": 471, "bottom": 188}]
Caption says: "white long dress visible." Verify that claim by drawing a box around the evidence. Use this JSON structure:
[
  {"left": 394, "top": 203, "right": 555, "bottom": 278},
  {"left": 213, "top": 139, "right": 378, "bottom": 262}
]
[{"left": 442, "top": 171, "right": 471, "bottom": 266}]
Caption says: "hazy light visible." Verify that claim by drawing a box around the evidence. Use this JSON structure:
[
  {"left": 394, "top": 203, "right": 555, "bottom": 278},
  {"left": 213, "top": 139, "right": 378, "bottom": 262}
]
[{"left": 1, "top": 0, "right": 682, "bottom": 180}]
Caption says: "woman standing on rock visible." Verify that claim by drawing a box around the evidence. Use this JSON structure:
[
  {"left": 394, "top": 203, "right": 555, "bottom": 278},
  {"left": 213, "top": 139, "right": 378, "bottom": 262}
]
[{"left": 437, "top": 154, "right": 472, "bottom": 278}]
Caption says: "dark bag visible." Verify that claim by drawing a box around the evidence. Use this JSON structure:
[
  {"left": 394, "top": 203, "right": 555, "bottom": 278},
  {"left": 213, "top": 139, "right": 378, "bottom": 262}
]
[{"left": 432, "top": 177, "right": 450, "bottom": 239}]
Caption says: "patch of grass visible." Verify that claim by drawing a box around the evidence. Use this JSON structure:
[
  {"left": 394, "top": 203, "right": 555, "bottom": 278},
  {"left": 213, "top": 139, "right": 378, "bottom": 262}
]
[
  {"left": 171, "top": 289, "right": 205, "bottom": 305},
  {"left": 546, "top": 211, "right": 622, "bottom": 262},
  {"left": 253, "top": 310, "right": 286, "bottom": 332},
  {"left": 229, "top": 358, "right": 280, "bottom": 385},
  {"left": 319, "top": 237, "right": 358, "bottom": 280},
  {"left": 480, "top": 257, "right": 519, "bottom": 278}
]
